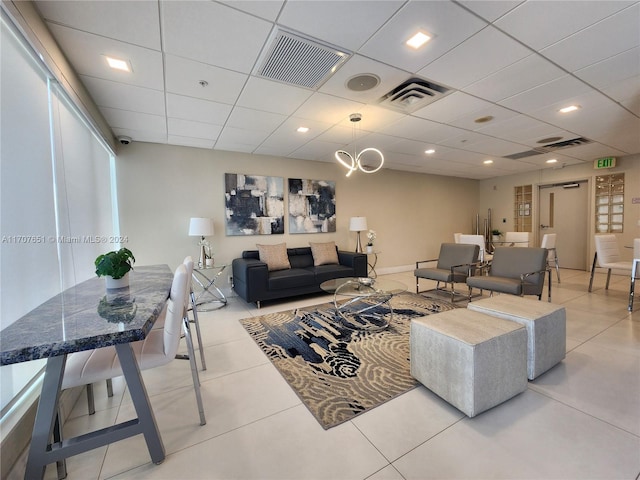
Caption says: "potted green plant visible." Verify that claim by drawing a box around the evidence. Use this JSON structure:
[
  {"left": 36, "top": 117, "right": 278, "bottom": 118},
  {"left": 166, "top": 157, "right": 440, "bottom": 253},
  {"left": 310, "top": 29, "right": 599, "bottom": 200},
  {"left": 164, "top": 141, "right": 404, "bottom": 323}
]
[
  {"left": 491, "top": 229, "right": 503, "bottom": 242},
  {"left": 95, "top": 248, "right": 135, "bottom": 289}
]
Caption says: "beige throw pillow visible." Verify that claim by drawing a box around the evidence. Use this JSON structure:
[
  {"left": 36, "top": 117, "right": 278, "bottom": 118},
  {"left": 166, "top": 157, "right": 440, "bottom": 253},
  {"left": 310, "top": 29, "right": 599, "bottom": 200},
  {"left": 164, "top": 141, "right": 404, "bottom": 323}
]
[
  {"left": 257, "top": 243, "right": 291, "bottom": 271},
  {"left": 310, "top": 242, "right": 339, "bottom": 266}
]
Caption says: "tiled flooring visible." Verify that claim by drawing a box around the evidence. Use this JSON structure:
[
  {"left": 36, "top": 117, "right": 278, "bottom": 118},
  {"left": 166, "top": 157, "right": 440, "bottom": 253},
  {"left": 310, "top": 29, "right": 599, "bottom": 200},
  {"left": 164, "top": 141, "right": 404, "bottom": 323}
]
[{"left": 13, "top": 269, "right": 640, "bottom": 479}]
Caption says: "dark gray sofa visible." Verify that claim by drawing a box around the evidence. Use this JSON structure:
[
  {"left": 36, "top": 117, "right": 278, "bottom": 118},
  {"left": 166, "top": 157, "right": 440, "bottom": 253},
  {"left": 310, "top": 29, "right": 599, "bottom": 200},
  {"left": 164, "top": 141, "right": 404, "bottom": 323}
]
[{"left": 232, "top": 247, "right": 367, "bottom": 307}]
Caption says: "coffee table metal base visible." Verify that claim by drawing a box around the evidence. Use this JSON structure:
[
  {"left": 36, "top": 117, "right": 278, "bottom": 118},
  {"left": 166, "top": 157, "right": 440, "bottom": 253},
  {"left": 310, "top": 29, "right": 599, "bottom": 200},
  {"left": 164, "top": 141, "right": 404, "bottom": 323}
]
[{"left": 332, "top": 281, "right": 394, "bottom": 332}]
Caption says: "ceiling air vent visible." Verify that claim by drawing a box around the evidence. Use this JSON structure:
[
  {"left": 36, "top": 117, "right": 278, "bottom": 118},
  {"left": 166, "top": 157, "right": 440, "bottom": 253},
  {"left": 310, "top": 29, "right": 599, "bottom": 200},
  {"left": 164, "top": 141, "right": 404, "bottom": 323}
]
[
  {"left": 378, "top": 77, "right": 451, "bottom": 113},
  {"left": 256, "top": 29, "right": 350, "bottom": 89},
  {"left": 540, "top": 137, "right": 592, "bottom": 151},
  {"left": 504, "top": 137, "right": 593, "bottom": 160}
]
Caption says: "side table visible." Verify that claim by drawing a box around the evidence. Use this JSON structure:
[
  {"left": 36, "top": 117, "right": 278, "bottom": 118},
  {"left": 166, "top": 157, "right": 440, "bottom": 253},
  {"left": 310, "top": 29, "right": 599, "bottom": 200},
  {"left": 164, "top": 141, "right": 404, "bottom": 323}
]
[
  {"left": 366, "top": 250, "right": 380, "bottom": 278},
  {"left": 192, "top": 264, "right": 227, "bottom": 311}
]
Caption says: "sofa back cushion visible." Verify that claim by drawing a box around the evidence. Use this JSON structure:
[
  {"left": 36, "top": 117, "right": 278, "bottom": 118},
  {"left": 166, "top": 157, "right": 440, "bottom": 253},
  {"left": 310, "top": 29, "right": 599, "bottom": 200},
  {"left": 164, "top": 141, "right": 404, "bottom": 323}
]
[
  {"left": 309, "top": 242, "right": 339, "bottom": 266},
  {"left": 257, "top": 243, "right": 291, "bottom": 271},
  {"left": 287, "top": 247, "right": 314, "bottom": 268}
]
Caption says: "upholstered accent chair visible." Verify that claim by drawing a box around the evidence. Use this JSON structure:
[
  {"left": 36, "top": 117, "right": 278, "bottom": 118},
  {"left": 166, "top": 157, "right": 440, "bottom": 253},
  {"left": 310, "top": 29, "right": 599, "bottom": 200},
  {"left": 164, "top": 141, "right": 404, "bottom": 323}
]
[
  {"left": 414, "top": 243, "right": 480, "bottom": 302},
  {"left": 588, "top": 234, "right": 634, "bottom": 293},
  {"left": 467, "top": 247, "right": 550, "bottom": 301}
]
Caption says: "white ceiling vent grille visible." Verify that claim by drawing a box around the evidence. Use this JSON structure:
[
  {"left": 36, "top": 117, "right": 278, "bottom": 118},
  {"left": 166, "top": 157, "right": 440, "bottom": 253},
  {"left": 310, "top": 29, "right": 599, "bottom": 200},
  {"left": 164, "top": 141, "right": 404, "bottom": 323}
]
[
  {"left": 378, "top": 77, "right": 452, "bottom": 113},
  {"left": 257, "top": 30, "right": 350, "bottom": 89}
]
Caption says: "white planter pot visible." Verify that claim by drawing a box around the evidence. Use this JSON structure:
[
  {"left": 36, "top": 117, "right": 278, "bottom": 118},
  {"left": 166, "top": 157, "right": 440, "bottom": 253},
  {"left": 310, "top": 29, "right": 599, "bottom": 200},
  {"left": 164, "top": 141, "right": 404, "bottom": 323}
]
[
  {"left": 366, "top": 245, "right": 374, "bottom": 254},
  {"left": 105, "top": 272, "right": 129, "bottom": 290},
  {"left": 492, "top": 235, "right": 501, "bottom": 243}
]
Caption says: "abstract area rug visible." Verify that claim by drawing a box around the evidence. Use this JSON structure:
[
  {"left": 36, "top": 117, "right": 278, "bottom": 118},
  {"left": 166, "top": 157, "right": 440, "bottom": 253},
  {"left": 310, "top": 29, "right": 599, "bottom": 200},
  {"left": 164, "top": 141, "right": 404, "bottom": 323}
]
[{"left": 240, "top": 292, "right": 457, "bottom": 429}]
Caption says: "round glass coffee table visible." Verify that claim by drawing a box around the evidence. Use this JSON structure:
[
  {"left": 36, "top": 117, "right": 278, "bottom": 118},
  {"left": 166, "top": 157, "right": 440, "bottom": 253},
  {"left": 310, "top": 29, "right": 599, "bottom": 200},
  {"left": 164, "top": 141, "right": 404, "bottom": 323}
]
[{"left": 320, "top": 277, "right": 407, "bottom": 332}]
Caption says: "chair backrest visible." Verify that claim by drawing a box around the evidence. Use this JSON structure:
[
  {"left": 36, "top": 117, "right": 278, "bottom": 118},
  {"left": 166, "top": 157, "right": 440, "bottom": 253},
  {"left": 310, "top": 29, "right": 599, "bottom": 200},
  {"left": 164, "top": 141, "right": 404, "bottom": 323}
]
[
  {"left": 453, "top": 233, "right": 462, "bottom": 243},
  {"left": 490, "top": 247, "right": 548, "bottom": 288},
  {"left": 594, "top": 234, "right": 621, "bottom": 266},
  {"left": 505, "top": 231, "right": 530, "bottom": 247},
  {"left": 163, "top": 263, "right": 189, "bottom": 359},
  {"left": 183, "top": 256, "right": 195, "bottom": 312},
  {"left": 436, "top": 243, "right": 479, "bottom": 274},
  {"left": 541, "top": 233, "right": 557, "bottom": 260},
  {"left": 459, "top": 234, "right": 487, "bottom": 262}
]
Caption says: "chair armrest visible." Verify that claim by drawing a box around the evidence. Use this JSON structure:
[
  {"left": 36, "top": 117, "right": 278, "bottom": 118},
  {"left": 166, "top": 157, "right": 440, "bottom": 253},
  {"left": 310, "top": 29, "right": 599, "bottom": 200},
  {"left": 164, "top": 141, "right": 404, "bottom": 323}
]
[
  {"left": 520, "top": 269, "right": 549, "bottom": 283},
  {"left": 416, "top": 258, "right": 438, "bottom": 268}
]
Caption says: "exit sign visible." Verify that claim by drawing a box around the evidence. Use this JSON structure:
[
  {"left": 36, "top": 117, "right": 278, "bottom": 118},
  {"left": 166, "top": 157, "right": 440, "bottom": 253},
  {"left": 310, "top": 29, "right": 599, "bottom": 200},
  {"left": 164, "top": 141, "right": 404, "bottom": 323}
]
[{"left": 594, "top": 157, "right": 616, "bottom": 169}]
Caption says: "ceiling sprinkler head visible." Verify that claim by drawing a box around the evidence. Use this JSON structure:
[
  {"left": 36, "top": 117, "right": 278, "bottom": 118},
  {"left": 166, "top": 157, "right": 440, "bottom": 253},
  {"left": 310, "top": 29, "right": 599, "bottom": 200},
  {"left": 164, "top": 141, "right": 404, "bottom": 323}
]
[{"left": 349, "top": 113, "right": 362, "bottom": 122}]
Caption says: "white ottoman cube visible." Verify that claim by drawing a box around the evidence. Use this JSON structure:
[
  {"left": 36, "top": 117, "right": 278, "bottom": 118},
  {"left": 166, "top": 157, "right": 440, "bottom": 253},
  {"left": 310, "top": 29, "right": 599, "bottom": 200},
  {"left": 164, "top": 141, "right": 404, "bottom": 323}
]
[
  {"left": 410, "top": 309, "right": 527, "bottom": 417},
  {"left": 467, "top": 296, "right": 566, "bottom": 380}
]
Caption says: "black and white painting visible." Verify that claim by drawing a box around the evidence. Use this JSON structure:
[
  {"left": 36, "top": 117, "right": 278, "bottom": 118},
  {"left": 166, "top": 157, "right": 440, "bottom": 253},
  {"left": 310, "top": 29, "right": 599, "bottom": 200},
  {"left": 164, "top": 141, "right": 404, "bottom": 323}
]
[
  {"left": 288, "top": 178, "right": 336, "bottom": 234},
  {"left": 225, "top": 173, "right": 284, "bottom": 235}
]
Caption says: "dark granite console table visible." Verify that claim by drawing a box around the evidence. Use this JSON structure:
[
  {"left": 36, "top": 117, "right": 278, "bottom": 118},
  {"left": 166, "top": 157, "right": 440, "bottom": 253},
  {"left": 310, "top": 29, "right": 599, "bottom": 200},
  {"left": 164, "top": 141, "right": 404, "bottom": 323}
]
[{"left": 0, "top": 265, "right": 173, "bottom": 479}]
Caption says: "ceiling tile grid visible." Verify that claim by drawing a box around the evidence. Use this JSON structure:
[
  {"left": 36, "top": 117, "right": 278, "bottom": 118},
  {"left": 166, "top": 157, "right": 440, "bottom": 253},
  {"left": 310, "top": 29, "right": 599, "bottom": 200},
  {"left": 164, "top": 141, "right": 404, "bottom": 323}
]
[{"left": 30, "top": 0, "right": 640, "bottom": 180}]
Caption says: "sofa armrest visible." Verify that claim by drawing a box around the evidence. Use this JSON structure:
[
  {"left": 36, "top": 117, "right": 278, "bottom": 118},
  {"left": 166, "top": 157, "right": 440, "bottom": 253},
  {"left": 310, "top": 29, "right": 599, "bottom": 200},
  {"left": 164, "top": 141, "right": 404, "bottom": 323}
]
[
  {"left": 337, "top": 251, "right": 368, "bottom": 277},
  {"left": 232, "top": 257, "right": 269, "bottom": 303}
]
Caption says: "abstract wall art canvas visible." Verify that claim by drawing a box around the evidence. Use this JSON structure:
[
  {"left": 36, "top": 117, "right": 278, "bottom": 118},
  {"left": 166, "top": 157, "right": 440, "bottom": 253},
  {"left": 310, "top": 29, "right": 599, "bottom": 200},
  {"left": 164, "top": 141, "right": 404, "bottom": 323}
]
[
  {"left": 288, "top": 178, "right": 336, "bottom": 234},
  {"left": 225, "top": 173, "right": 284, "bottom": 235}
]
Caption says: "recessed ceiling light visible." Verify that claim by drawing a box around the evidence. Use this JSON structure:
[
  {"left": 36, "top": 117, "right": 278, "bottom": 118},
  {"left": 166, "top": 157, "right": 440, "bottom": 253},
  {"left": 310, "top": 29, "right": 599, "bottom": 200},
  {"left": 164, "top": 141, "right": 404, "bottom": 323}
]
[
  {"left": 483, "top": 159, "right": 493, "bottom": 164},
  {"left": 425, "top": 149, "right": 435, "bottom": 155},
  {"left": 546, "top": 159, "right": 558, "bottom": 164},
  {"left": 297, "top": 127, "right": 309, "bottom": 133},
  {"left": 406, "top": 31, "right": 432, "bottom": 49},
  {"left": 105, "top": 56, "right": 131, "bottom": 72},
  {"left": 559, "top": 105, "right": 580, "bottom": 113}
]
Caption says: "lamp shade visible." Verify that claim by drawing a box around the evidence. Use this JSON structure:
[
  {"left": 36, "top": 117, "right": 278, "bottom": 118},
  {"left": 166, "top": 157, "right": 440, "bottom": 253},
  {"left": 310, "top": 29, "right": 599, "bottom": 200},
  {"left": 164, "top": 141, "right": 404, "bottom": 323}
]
[
  {"left": 349, "top": 216, "right": 368, "bottom": 232},
  {"left": 189, "top": 217, "right": 214, "bottom": 237}
]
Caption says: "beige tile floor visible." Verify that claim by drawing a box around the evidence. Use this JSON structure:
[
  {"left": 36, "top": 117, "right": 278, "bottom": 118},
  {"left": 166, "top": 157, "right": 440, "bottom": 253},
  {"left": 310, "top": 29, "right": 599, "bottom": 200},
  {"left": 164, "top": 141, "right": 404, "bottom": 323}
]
[{"left": 11, "top": 268, "right": 640, "bottom": 479}]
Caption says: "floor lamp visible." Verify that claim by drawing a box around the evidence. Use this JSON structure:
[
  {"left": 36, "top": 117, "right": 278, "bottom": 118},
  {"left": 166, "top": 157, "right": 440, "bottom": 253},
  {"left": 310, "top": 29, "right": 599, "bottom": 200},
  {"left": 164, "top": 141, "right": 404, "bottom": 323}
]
[{"left": 350, "top": 216, "right": 368, "bottom": 253}]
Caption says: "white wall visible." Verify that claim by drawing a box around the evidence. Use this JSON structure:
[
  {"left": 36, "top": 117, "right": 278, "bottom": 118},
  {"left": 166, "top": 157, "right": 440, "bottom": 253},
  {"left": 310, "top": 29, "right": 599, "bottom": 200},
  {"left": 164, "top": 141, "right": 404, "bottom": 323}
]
[
  {"left": 114, "top": 142, "right": 480, "bottom": 282},
  {"left": 478, "top": 154, "right": 640, "bottom": 265}
]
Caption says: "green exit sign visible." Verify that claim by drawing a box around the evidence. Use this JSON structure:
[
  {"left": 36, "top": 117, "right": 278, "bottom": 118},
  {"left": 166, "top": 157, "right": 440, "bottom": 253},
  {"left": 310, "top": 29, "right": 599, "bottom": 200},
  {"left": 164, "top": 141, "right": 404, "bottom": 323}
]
[{"left": 594, "top": 157, "right": 616, "bottom": 169}]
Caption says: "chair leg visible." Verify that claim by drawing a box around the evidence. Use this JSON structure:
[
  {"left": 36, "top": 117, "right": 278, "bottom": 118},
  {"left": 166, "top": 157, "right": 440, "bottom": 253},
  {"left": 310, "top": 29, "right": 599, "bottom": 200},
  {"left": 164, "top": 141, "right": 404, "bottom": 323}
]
[
  {"left": 86, "top": 383, "right": 95, "bottom": 415},
  {"left": 605, "top": 268, "right": 612, "bottom": 290},
  {"left": 629, "top": 259, "right": 639, "bottom": 311},
  {"left": 182, "top": 316, "right": 206, "bottom": 426},
  {"left": 53, "top": 410, "right": 67, "bottom": 480},
  {"left": 554, "top": 250, "right": 561, "bottom": 283},
  {"left": 588, "top": 252, "right": 598, "bottom": 292},
  {"left": 106, "top": 378, "right": 113, "bottom": 397},
  {"left": 189, "top": 290, "right": 207, "bottom": 370}
]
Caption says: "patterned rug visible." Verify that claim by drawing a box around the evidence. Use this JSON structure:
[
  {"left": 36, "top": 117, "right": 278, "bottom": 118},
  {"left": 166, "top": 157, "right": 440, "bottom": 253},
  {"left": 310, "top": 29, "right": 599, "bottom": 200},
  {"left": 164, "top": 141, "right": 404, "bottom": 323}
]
[{"left": 240, "top": 291, "right": 457, "bottom": 429}]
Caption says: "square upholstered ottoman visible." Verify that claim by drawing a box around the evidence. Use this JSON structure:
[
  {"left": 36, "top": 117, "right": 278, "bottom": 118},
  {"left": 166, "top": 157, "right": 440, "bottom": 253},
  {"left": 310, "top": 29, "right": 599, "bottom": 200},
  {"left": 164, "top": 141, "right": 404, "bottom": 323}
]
[
  {"left": 410, "top": 309, "right": 527, "bottom": 417},
  {"left": 467, "top": 296, "right": 566, "bottom": 380}
]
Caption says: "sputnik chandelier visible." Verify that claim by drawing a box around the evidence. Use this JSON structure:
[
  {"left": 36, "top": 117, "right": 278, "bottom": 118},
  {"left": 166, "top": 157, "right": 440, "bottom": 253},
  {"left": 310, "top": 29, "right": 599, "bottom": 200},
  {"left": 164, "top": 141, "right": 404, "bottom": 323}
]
[{"left": 334, "top": 113, "right": 384, "bottom": 177}]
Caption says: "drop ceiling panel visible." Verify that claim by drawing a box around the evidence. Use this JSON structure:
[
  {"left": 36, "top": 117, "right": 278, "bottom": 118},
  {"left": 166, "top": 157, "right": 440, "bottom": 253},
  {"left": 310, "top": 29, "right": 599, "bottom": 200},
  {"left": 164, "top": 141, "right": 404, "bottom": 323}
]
[
  {"left": 219, "top": 0, "right": 285, "bottom": 22},
  {"left": 216, "top": 126, "right": 272, "bottom": 147},
  {"left": 167, "top": 118, "right": 222, "bottom": 141},
  {"left": 277, "top": 0, "right": 402, "bottom": 51},
  {"left": 293, "top": 93, "right": 364, "bottom": 124},
  {"left": 225, "top": 107, "right": 287, "bottom": 132},
  {"left": 359, "top": 0, "right": 487, "bottom": 73},
  {"left": 46, "top": 24, "right": 164, "bottom": 90},
  {"left": 380, "top": 116, "right": 465, "bottom": 143},
  {"left": 161, "top": 1, "right": 272, "bottom": 73},
  {"left": 166, "top": 94, "right": 232, "bottom": 125},
  {"left": 463, "top": 55, "right": 565, "bottom": 102},
  {"left": 495, "top": 0, "right": 635, "bottom": 51},
  {"left": 101, "top": 108, "right": 166, "bottom": 134},
  {"left": 35, "top": 0, "right": 161, "bottom": 49},
  {"left": 540, "top": 4, "right": 640, "bottom": 72},
  {"left": 168, "top": 135, "right": 215, "bottom": 149},
  {"left": 458, "top": 0, "right": 523, "bottom": 22},
  {"left": 498, "top": 75, "right": 592, "bottom": 113},
  {"left": 574, "top": 47, "right": 640, "bottom": 90},
  {"left": 419, "top": 26, "right": 531, "bottom": 89},
  {"left": 80, "top": 76, "right": 165, "bottom": 116},
  {"left": 551, "top": 142, "right": 628, "bottom": 161},
  {"left": 476, "top": 115, "right": 575, "bottom": 146},
  {"left": 164, "top": 55, "right": 247, "bottom": 104},
  {"left": 236, "top": 77, "right": 313, "bottom": 116}
]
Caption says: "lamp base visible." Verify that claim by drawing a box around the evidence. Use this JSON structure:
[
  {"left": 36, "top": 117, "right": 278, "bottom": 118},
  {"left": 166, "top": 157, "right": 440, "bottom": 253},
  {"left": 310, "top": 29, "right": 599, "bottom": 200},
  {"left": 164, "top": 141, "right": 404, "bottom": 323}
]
[{"left": 355, "top": 232, "right": 363, "bottom": 253}]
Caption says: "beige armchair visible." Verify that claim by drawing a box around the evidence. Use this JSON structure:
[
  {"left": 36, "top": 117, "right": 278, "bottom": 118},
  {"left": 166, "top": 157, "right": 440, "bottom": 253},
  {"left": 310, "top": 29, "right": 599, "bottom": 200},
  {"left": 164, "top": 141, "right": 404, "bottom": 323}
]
[
  {"left": 467, "top": 247, "right": 551, "bottom": 301},
  {"left": 415, "top": 243, "right": 480, "bottom": 302}
]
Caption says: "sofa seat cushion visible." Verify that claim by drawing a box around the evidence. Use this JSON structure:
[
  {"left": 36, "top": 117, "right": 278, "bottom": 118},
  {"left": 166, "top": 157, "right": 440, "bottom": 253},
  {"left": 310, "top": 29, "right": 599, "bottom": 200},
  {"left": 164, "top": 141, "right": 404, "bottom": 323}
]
[
  {"left": 313, "top": 264, "right": 354, "bottom": 283},
  {"left": 268, "top": 268, "right": 316, "bottom": 290}
]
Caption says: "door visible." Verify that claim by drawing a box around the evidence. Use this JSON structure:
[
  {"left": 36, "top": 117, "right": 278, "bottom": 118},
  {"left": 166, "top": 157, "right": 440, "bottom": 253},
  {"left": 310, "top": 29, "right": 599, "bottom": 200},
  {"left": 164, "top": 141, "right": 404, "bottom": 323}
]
[{"left": 539, "top": 181, "right": 588, "bottom": 270}]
